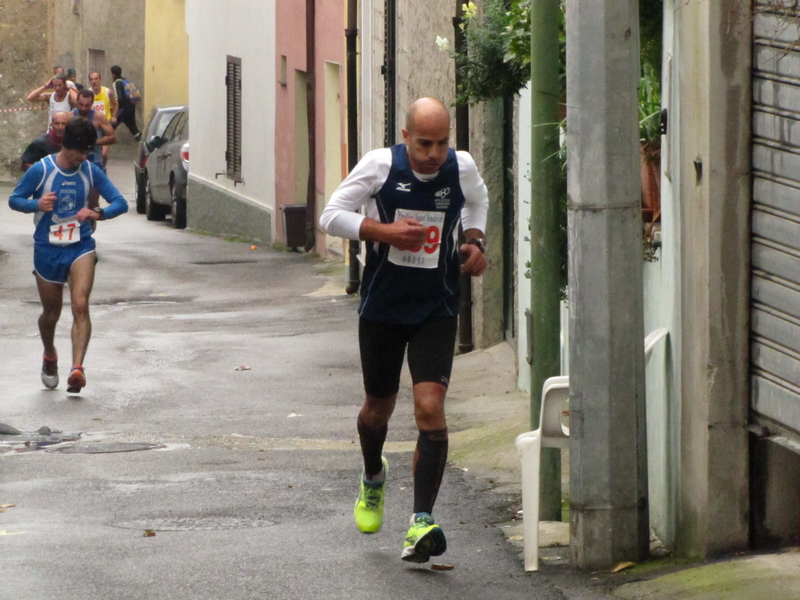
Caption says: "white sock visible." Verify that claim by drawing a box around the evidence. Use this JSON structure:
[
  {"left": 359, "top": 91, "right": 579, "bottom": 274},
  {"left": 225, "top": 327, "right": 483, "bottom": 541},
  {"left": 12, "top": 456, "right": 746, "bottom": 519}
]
[{"left": 365, "top": 467, "right": 385, "bottom": 485}]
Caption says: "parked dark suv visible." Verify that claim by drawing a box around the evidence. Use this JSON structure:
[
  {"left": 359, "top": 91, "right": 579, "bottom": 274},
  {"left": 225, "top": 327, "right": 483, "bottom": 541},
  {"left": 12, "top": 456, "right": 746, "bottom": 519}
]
[
  {"left": 143, "top": 108, "right": 189, "bottom": 229},
  {"left": 134, "top": 105, "right": 184, "bottom": 215}
]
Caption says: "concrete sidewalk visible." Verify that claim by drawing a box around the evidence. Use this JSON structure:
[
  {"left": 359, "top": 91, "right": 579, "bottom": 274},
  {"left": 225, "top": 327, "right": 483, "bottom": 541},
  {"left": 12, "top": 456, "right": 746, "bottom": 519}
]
[{"left": 442, "top": 342, "right": 799, "bottom": 600}]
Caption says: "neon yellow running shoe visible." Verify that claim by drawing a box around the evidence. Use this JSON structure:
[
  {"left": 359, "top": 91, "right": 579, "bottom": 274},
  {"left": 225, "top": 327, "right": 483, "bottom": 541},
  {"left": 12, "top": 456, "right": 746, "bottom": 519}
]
[
  {"left": 354, "top": 456, "right": 388, "bottom": 533},
  {"left": 401, "top": 512, "right": 447, "bottom": 563}
]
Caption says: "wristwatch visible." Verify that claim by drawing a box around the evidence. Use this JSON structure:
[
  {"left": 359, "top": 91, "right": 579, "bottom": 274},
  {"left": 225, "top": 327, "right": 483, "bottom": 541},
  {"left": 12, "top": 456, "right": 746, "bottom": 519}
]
[
  {"left": 466, "top": 238, "right": 486, "bottom": 253},
  {"left": 94, "top": 207, "right": 105, "bottom": 220}
]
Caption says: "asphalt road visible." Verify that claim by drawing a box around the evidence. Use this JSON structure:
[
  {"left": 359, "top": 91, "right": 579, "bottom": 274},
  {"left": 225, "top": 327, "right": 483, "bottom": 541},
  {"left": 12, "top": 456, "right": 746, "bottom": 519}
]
[{"left": 0, "top": 161, "right": 592, "bottom": 600}]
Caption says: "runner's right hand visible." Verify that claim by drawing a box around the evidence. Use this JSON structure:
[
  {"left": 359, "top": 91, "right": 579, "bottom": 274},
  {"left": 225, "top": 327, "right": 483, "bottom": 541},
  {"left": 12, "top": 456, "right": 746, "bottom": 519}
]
[
  {"left": 38, "top": 192, "right": 56, "bottom": 212},
  {"left": 385, "top": 218, "right": 426, "bottom": 251}
]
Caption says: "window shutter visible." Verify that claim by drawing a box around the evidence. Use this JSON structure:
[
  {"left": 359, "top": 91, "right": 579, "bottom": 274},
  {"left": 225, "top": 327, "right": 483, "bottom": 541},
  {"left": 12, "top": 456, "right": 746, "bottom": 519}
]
[{"left": 226, "top": 56, "right": 242, "bottom": 182}]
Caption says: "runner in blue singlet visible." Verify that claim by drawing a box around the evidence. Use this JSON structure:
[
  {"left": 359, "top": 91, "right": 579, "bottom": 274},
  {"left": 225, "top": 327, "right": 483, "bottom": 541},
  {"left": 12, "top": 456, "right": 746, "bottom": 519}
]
[
  {"left": 320, "top": 98, "right": 489, "bottom": 564},
  {"left": 9, "top": 117, "right": 128, "bottom": 394}
]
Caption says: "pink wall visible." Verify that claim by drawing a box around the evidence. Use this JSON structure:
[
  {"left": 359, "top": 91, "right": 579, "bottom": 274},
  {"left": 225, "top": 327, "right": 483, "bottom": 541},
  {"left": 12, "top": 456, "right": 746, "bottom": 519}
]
[{"left": 275, "top": 0, "right": 345, "bottom": 250}]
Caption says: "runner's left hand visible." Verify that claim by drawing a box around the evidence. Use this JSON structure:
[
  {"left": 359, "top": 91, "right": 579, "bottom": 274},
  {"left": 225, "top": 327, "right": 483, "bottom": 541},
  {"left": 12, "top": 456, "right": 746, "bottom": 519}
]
[
  {"left": 75, "top": 207, "right": 99, "bottom": 223},
  {"left": 459, "top": 243, "right": 487, "bottom": 276}
]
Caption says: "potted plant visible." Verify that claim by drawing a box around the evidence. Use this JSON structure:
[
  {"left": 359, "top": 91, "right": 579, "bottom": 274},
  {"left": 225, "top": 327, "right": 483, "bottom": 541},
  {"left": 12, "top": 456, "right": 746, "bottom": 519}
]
[{"left": 639, "top": 62, "right": 662, "bottom": 230}]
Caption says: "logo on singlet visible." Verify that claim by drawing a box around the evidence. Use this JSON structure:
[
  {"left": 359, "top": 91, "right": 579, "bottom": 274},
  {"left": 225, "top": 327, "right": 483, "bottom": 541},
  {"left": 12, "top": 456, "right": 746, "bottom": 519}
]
[
  {"left": 396, "top": 182, "right": 411, "bottom": 192},
  {"left": 435, "top": 187, "right": 451, "bottom": 210}
]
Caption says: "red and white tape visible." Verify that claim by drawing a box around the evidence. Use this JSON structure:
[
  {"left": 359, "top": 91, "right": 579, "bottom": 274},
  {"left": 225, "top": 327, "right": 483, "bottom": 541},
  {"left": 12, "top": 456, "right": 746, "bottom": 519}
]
[{"left": 0, "top": 106, "right": 47, "bottom": 113}]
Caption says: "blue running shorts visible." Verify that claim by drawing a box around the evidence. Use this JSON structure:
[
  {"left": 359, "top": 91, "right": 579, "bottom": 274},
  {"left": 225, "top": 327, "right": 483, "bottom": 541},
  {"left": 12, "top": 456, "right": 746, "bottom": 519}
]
[{"left": 34, "top": 237, "right": 97, "bottom": 284}]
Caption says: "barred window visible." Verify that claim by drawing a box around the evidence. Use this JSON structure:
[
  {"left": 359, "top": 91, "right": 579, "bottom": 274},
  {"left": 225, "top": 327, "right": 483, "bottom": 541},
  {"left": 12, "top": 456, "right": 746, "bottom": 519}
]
[{"left": 226, "top": 56, "right": 242, "bottom": 182}]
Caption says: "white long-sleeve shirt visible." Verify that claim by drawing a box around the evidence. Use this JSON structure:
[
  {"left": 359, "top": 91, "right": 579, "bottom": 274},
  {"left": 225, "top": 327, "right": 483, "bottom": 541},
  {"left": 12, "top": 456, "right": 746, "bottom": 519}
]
[{"left": 320, "top": 147, "right": 489, "bottom": 239}]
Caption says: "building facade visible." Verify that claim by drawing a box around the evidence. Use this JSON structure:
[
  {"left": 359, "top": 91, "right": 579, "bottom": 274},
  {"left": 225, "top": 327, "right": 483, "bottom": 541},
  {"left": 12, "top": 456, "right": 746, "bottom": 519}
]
[{"left": 184, "top": 0, "right": 345, "bottom": 249}]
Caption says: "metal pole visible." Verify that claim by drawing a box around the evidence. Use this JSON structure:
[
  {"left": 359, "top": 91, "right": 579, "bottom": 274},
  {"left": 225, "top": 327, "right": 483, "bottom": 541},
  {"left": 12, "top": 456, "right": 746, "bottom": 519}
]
[
  {"left": 565, "top": 0, "right": 649, "bottom": 569},
  {"left": 345, "top": 0, "right": 360, "bottom": 294},
  {"left": 383, "top": 0, "right": 396, "bottom": 146},
  {"left": 454, "top": 6, "right": 473, "bottom": 354},
  {"left": 304, "top": 0, "right": 317, "bottom": 252},
  {"left": 529, "top": 0, "right": 563, "bottom": 522}
]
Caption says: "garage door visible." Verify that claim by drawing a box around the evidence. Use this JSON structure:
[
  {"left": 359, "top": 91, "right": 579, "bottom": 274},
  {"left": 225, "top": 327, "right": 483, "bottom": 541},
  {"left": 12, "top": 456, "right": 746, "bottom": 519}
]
[{"left": 751, "top": 3, "right": 800, "bottom": 447}]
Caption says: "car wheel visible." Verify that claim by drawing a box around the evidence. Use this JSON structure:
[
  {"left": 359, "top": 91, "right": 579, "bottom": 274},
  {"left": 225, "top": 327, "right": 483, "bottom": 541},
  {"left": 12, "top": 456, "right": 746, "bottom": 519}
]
[
  {"left": 135, "top": 172, "right": 147, "bottom": 214},
  {"left": 145, "top": 178, "right": 166, "bottom": 221},
  {"left": 170, "top": 182, "right": 187, "bottom": 229}
]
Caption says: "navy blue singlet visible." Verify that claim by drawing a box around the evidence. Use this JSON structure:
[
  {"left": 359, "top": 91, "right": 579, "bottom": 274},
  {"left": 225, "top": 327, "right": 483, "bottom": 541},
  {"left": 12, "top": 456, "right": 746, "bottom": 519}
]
[{"left": 359, "top": 144, "right": 466, "bottom": 325}]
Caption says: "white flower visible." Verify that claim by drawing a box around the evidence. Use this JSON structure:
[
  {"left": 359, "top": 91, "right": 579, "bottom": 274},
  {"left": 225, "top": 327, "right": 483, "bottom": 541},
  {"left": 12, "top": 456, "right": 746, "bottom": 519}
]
[{"left": 435, "top": 35, "right": 450, "bottom": 52}]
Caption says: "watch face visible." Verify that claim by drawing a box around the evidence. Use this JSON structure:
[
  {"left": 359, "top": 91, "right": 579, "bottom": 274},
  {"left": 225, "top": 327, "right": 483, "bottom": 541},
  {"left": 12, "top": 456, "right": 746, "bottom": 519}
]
[{"left": 468, "top": 238, "right": 485, "bottom": 252}]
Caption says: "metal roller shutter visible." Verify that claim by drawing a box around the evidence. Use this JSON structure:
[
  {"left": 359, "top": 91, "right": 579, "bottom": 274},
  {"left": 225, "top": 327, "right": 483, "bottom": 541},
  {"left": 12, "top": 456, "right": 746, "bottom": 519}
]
[{"left": 751, "top": 2, "right": 800, "bottom": 448}]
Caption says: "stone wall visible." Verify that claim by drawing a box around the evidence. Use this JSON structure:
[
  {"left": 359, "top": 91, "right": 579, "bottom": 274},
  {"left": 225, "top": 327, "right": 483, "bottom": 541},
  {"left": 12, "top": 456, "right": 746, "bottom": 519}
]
[
  {"left": 381, "top": 0, "right": 510, "bottom": 350},
  {"left": 52, "top": 0, "right": 145, "bottom": 151},
  {"left": 0, "top": 0, "right": 53, "bottom": 182}
]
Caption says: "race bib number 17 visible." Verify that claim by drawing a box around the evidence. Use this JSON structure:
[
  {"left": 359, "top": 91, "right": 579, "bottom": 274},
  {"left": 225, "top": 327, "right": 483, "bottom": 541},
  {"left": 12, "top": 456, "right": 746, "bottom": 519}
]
[
  {"left": 388, "top": 209, "right": 444, "bottom": 269},
  {"left": 49, "top": 219, "right": 81, "bottom": 246}
]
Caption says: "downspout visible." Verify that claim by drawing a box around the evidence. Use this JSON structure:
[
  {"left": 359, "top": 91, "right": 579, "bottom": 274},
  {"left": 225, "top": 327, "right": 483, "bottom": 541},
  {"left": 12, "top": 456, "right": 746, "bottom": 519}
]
[
  {"left": 383, "top": 0, "right": 396, "bottom": 145},
  {"left": 305, "top": 0, "right": 317, "bottom": 252},
  {"left": 453, "top": 4, "right": 473, "bottom": 354},
  {"left": 345, "top": 0, "right": 360, "bottom": 294}
]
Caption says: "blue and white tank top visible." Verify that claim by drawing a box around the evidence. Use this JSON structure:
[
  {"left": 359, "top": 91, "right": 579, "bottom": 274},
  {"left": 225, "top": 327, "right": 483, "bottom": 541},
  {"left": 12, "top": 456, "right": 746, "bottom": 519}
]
[{"left": 26, "top": 154, "right": 96, "bottom": 246}]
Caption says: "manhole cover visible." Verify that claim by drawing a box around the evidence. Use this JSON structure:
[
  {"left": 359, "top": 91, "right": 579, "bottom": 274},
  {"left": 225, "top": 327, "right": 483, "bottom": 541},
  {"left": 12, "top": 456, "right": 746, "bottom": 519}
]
[
  {"left": 113, "top": 516, "right": 275, "bottom": 531},
  {"left": 0, "top": 428, "right": 82, "bottom": 454},
  {"left": 49, "top": 442, "right": 165, "bottom": 454}
]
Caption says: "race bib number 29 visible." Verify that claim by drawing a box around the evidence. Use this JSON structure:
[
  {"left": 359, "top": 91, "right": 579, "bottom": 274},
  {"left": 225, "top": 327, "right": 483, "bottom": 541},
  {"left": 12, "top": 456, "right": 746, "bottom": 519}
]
[
  {"left": 49, "top": 219, "right": 81, "bottom": 246},
  {"left": 388, "top": 209, "right": 444, "bottom": 269}
]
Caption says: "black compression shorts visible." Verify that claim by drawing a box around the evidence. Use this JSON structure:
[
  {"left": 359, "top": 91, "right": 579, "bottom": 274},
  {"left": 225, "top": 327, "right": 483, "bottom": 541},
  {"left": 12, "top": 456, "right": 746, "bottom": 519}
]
[{"left": 358, "top": 315, "right": 458, "bottom": 399}]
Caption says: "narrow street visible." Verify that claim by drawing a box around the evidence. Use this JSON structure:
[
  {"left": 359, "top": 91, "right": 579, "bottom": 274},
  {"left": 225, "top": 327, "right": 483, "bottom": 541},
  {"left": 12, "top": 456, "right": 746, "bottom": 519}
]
[{"left": 0, "top": 161, "right": 583, "bottom": 600}]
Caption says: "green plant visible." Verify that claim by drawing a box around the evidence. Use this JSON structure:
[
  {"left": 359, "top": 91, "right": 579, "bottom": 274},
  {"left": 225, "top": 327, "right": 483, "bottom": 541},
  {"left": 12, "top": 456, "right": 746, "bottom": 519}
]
[
  {"left": 452, "top": 0, "right": 533, "bottom": 105},
  {"left": 451, "top": 0, "right": 661, "bottom": 106},
  {"left": 639, "top": 0, "right": 663, "bottom": 81},
  {"left": 639, "top": 62, "right": 662, "bottom": 145}
]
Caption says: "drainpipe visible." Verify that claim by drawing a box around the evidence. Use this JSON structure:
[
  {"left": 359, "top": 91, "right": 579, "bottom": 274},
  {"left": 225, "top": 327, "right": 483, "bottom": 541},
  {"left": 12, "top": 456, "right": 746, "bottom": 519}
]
[
  {"left": 305, "top": 0, "right": 317, "bottom": 252},
  {"left": 345, "top": 0, "right": 360, "bottom": 294},
  {"left": 529, "top": 0, "right": 563, "bottom": 521},
  {"left": 383, "top": 0, "right": 396, "bottom": 145},
  {"left": 453, "top": 4, "right": 473, "bottom": 354}
]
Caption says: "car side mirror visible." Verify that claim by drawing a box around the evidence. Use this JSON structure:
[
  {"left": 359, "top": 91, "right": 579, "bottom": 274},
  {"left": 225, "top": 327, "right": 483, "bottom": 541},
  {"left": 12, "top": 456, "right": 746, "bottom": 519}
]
[{"left": 147, "top": 135, "right": 163, "bottom": 151}]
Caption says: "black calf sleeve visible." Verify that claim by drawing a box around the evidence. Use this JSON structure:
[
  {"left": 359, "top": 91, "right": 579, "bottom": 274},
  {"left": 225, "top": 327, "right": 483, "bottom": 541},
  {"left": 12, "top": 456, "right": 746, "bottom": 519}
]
[
  {"left": 413, "top": 428, "right": 449, "bottom": 514},
  {"left": 357, "top": 413, "right": 388, "bottom": 479}
]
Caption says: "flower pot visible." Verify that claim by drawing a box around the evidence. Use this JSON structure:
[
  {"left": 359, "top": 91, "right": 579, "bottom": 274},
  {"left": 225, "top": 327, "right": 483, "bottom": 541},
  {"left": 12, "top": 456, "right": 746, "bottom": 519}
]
[{"left": 640, "top": 141, "right": 661, "bottom": 225}]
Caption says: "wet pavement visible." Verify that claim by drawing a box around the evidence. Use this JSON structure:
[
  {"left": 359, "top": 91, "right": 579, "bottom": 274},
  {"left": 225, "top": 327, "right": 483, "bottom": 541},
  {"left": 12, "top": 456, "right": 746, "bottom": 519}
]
[
  {"left": 0, "top": 160, "right": 594, "bottom": 600},
  {"left": 3, "top": 160, "right": 796, "bottom": 600}
]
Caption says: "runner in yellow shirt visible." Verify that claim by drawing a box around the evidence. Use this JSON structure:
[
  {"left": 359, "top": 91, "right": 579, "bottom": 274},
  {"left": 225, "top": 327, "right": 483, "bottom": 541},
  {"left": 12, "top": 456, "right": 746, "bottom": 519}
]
[{"left": 88, "top": 72, "right": 117, "bottom": 169}]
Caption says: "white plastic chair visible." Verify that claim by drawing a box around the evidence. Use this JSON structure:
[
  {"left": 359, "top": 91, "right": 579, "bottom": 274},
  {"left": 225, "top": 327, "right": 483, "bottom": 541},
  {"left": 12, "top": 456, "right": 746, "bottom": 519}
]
[
  {"left": 644, "top": 327, "right": 669, "bottom": 366},
  {"left": 514, "top": 328, "right": 668, "bottom": 571},
  {"left": 514, "top": 376, "right": 570, "bottom": 571}
]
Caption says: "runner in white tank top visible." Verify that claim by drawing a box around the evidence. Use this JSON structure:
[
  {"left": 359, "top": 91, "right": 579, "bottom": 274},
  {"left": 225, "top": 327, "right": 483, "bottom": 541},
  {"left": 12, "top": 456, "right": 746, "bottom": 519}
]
[{"left": 27, "top": 74, "right": 76, "bottom": 130}]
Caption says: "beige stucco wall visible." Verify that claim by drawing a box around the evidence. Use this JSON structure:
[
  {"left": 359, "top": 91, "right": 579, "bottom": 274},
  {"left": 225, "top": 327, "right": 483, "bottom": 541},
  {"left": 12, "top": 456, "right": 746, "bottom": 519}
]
[
  {"left": 52, "top": 0, "right": 145, "bottom": 149},
  {"left": 144, "top": 0, "right": 189, "bottom": 118},
  {"left": 0, "top": 0, "right": 54, "bottom": 181}
]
